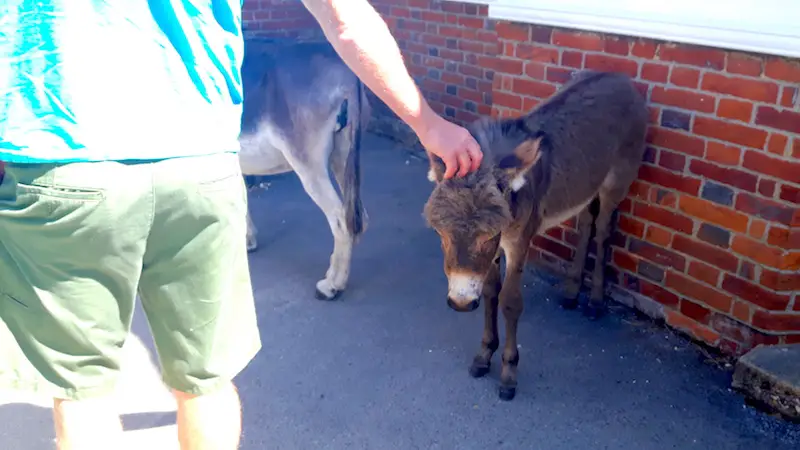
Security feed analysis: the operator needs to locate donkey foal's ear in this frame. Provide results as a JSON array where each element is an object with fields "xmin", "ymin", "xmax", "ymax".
[
  {"xmin": 427, "ymin": 151, "xmax": 446, "ymax": 183},
  {"xmin": 497, "ymin": 136, "xmax": 543, "ymax": 192}
]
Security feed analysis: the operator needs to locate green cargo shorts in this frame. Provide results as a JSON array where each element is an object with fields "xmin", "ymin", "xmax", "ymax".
[{"xmin": 0, "ymin": 152, "xmax": 261, "ymax": 400}]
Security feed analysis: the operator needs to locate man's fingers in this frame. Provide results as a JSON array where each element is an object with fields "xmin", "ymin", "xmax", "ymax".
[
  {"xmin": 456, "ymin": 151, "xmax": 471, "ymax": 178},
  {"xmin": 442, "ymin": 154, "xmax": 457, "ymax": 179},
  {"xmin": 468, "ymin": 139, "xmax": 483, "ymax": 171}
]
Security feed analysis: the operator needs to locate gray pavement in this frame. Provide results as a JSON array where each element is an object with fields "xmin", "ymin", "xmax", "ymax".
[{"xmin": 1, "ymin": 133, "xmax": 799, "ymax": 449}]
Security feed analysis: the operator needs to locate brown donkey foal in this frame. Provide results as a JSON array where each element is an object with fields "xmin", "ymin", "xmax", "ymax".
[{"xmin": 423, "ymin": 71, "xmax": 648, "ymax": 400}]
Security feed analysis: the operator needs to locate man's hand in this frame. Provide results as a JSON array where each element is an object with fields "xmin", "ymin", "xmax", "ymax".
[
  {"xmin": 301, "ymin": 0, "xmax": 483, "ymax": 179},
  {"xmin": 418, "ymin": 115, "xmax": 483, "ymax": 179}
]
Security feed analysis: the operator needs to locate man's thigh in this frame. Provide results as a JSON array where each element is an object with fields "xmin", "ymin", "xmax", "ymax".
[
  {"xmin": 0, "ymin": 160, "xmax": 153, "ymax": 400},
  {"xmin": 138, "ymin": 152, "xmax": 261, "ymax": 396}
]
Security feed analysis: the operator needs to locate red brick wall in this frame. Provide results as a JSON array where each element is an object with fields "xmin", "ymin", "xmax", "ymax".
[
  {"xmin": 242, "ymin": 0, "xmax": 322, "ymax": 39},
  {"xmin": 368, "ymin": 0, "xmax": 800, "ymax": 355}
]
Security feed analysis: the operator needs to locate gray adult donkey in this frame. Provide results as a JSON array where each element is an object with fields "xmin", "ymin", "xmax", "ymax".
[
  {"xmin": 238, "ymin": 38, "xmax": 371, "ymax": 300},
  {"xmin": 423, "ymin": 71, "xmax": 648, "ymax": 400}
]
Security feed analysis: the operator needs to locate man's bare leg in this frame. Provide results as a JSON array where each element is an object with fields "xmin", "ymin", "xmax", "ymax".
[
  {"xmin": 53, "ymin": 396, "xmax": 124, "ymax": 450},
  {"xmin": 174, "ymin": 381, "xmax": 243, "ymax": 450}
]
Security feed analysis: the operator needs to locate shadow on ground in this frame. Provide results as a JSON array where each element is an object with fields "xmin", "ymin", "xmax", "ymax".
[{"xmin": 1, "ymin": 133, "xmax": 798, "ymax": 449}]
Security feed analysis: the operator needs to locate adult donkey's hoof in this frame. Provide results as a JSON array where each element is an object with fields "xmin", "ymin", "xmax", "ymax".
[
  {"xmin": 315, "ymin": 280, "xmax": 342, "ymax": 301},
  {"xmin": 498, "ymin": 385, "xmax": 516, "ymax": 401},
  {"xmin": 468, "ymin": 361, "xmax": 491, "ymax": 378}
]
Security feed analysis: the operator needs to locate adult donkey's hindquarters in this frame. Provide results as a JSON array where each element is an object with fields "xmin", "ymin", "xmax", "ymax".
[
  {"xmin": 423, "ymin": 71, "xmax": 648, "ymax": 400},
  {"xmin": 238, "ymin": 39, "xmax": 370, "ymax": 300}
]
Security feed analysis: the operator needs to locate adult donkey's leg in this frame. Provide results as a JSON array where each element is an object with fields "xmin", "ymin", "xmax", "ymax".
[{"xmin": 286, "ymin": 134, "xmax": 354, "ymax": 300}]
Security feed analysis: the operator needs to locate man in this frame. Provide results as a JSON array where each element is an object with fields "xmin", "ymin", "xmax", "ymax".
[{"xmin": 0, "ymin": 0, "xmax": 482, "ymax": 449}]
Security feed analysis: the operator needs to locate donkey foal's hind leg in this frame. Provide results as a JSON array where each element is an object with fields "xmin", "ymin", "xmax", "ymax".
[
  {"xmin": 560, "ymin": 204, "xmax": 595, "ymax": 310},
  {"xmin": 584, "ymin": 186, "xmax": 626, "ymax": 319}
]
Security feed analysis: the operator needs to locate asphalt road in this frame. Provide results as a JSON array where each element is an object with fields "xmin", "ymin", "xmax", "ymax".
[{"xmin": 1, "ymin": 133, "xmax": 798, "ymax": 449}]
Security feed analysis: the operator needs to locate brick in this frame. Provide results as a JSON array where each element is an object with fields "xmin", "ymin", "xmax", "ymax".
[
  {"xmin": 633, "ymin": 201, "xmax": 694, "ymax": 234},
  {"xmin": 631, "ymin": 40, "xmax": 657, "ymax": 59},
  {"xmin": 545, "ymin": 66, "xmax": 573, "ymax": 84},
  {"xmin": 697, "ymin": 223, "xmax": 731, "ymax": 248},
  {"xmin": 726, "ymin": 53, "xmax": 763, "ymax": 76},
  {"xmin": 743, "ymin": 150, "xmax": 800, "ymax": 184},
  {"xmin": 672, "ymin": 234, "xmax": 739, "ymax": 273},
  {"xmin": 739, "ymin": 260, "xmax": 758, "ymax": 281},
  {"xmin": 515, "ymin": 44, "xmax": 559, "ymax": 64},
  {"xmin": 552, "ymin": 30, "xmax": 603, "ymax": 51},
  {"xmin": 689, "ymin": 159, "xmax": 757, "ymax": 192},
  {"xmin": 638, "ymin": 165, "xmax": 702, "ymax": 196},
  {"xmin": 700, "ymin": 181, "xmax": 735, "ymax": 206},
  {"xmin": 688, "ymin": 260, "xmax": 721, "ymax": 286},
  {"xmin": 532, "ymin": 235, "xmax": 573, "ymax": 261},
  {"xmin": 651, "ymin": 86, "xmax": 715, "ymax": 113},
  {"xmin": 757, "ymin": 179, "xmax": 776, "ymax": 198},
  {"xmin": 716, "ymin": 99, "xmax": 753, "ymax": 123},
  {"xmin": 657, "ymin": 150, "xmax": 686, "ymax": 171},
  {"xmin": 764, "ymin": 58, "xmax": 800, "ymax": 83},
  {"xmin": 752, "ymin": 311, "xmax": 800, "ymax": 333},
  {"xmin": 680, "ymin": 298, "xmax": 712, "ymax": 323},
  {"xmin": 669, "ymin": 67, "xmax": 700, "ymax": 88},
  {"xmin": 478, "ymin": 56, "xmax": 524, "ymax": 75},
  {"xmin": 627, "ymin": 180, "xmax": 651, "ymax": 201},
  {"xmin": 722, "ymin": 274, "xmax": 792, "ymax": 310},
  {"xmin": 496, "ymin": 21, "xmax": 530, "ymax": 41},
  {"xmin": 701, "ymin": 73, "xmax": 779, "ymax": 103},
  {"xmin": 781, "ymin": 86, "xmax": 798, "ymax": 108},
  {"xmin": 735, "ymin": 192, "xmax": 795, "ymax": 226},
  {"xmin": 659, "ymin": 44, "xmax": 725, "ymax": 70},
  {"xmin": 731, "ymin": 235, "xmax": 789, "ymax": 269},
  {"xmin": 705, "ymin": 142, "xmax": 741, "ymax": 166},
  {"xmin": 649, "ymin": 188, "xmax": 677, "ymax": 208},
  {"xmin": 644, "ymin": 224, "xmax": 673, "ymax": 247},
  {"xmin": 667, "ymin": 272, "xmax": 733, "ymax": 313},
  {"xmin": 525, "ymin": 63, "xmax": 547, "ymax": 80},
  {"xmin": 641, "ymin": 63, "xmax": 669, "ymax": 83},
  {"xmin": 512, "ymin": 78, "xmax": 557, "ymax": 99},
  {"xmin": 679, "ymin": 194, "xmax": 749, "ymax": 233},
  {"xmin": 638, "ymin": 259, "xmax": 665, "ymax": 282},
  {"xmin": 693, "ymin": 117, "xmax": 767, "ymax": 149},
  {"xmin": 660, "ymin": 110, "xmax": 691, "ymax": 131},
  {"xmin": 770, "ymin": 226, "xmax": 800, "ymax": 250},
  {"xmin": 647, "ymin": 127, "xmax": 705, "ymax": 157},
  {"xmin": 640, "ymin": 278, "xmax": 680, "ymax": 308},
  {"xmin": 628, "ymin": 238, "xmax": 686, "ymax": 271},
  {"xmin": 664, "ymin": 310, "xmax": 721, "ymax": 346},
  {"xmin": 755, "ymin": 106, "xmax": 800, "ymax": 134},
  {"xmin": 613, "ymin": 248, "xmax": 638, "ymax": 273},
  {"xmin": 732, "ymin": 300, "xmax": 752, "ymax": 323},
  {"xmin": 618, "ymin": 215, "xmax": 645, "ymax": 238},
  {"xmin": 604, "ymin": 37, "xmax": 630, "ymax": 55},
  {"xmin": 779, "ymin": 185, "xmax": 800, "ymax": 204},
  {"xmin": 795, "ymin": 138, "xmax": 800, "ymax": 158},
  {"xmin": 529, "ymin": 26, "xmax": 553, "ymax": 44},
  {"xmin": 561, "ymin": 51, "xmax": 583, "ymax": 68},
  {"xmin": 766, "ymin": 133, "xmax": 789, "ymax": 156},
  {"xmin": 749, "ymin": 219, "xmax": 767, "ymax": 239},
  {"xmin": 760, "ymin": 269, "xmax": 800, "ymax": 292},
  {"xmin": 493, "ymin": 91, "xmax": 522, "ymax": 110},
  {"xmin": 585, "ymin": 54, "xmax": 639, "ymax": 77}
]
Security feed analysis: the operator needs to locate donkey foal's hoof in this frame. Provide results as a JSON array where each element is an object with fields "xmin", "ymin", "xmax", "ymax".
[
  {"xmin": 498, "ymin": 385, "xmax": 516, "ymax": 401},
  {"xmin": 559, "ymin": 296, "xmax": 579, "ymax": 310},
  {"xmin": 469, "ymin": 363, "xmax": 491, "ymax": 378},
  {"xmin": 582, "ymin": 301, "xmax": 607, "ymax": 320}
]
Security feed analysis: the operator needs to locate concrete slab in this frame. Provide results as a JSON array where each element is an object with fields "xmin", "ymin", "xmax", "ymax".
[
  {"xmin": 732, "ymin": 344, "xmax": 800, "ymax": 422},
  {"xmin": 1, "ymin": 133, "xmax": 799, "ymax": 449}
]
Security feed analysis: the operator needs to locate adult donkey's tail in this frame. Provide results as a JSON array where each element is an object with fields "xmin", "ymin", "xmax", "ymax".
[{"xmin": 337, "ymin": 78, "xmax": 370, "ymax": 239}]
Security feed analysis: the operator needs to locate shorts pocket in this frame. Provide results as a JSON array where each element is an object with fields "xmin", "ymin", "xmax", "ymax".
[{"xmin": 15, "ymin": 182, "xmax": 105, "ymax": 202}]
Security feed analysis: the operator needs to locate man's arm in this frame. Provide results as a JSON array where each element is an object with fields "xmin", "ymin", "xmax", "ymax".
[{"xmin": 300, "ymin": 0, "xmax": 482, "ymax": 178}]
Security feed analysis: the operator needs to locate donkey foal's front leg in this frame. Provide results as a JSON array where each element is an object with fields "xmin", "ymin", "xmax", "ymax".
[
  {"xmin": 469, "ymin": 255, "xmax": 501, "ymax": 379},
  {"xmin": 496, "ymin": 239, "xmax": 527, "ymax": 401}
]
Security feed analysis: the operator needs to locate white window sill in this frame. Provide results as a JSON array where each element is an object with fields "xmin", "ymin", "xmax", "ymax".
[{"xmin": 444, "ymin": 0, "xmax": 800, "ymax": 59}]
